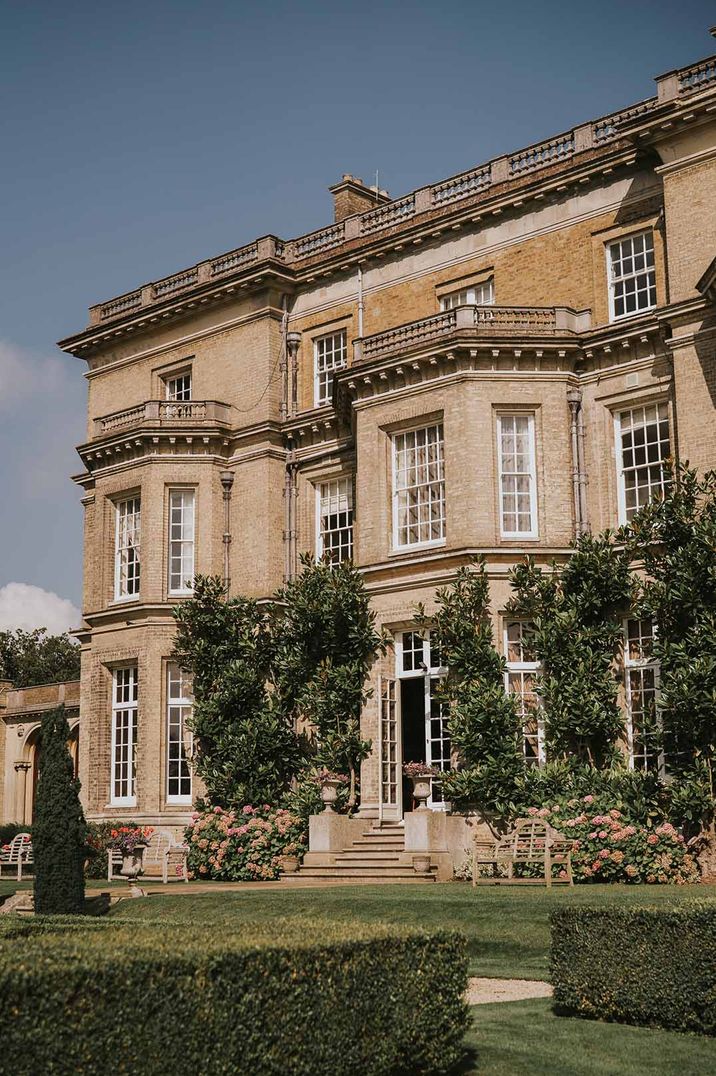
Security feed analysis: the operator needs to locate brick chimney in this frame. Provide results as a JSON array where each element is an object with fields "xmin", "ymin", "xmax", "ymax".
[{"xmin": 329, "ymin": 175, "xmax": 391, "ymax": 222}]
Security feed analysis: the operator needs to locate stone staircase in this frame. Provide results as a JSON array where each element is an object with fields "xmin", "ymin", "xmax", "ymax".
[{"xmin": 282, "ymin": 821, "xmax": 438, "ymax": 885}]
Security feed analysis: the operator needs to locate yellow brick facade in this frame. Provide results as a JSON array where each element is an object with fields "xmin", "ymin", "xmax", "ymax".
[{"xmin": 43, "ymin": 49, "xmax": 716, "ymax": 830}]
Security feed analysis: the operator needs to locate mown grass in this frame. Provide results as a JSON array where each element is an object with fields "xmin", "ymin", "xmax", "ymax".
[
  {"xmin": 110, "ymin": 881, "xmax": 716, "ymax": 980},
  {"xmin": 463, "ymin": 999, "xmax": 715, "ymax": 1075}
]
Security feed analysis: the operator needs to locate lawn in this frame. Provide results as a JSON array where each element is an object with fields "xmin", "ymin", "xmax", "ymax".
[
  {"xmin": 463, "ymin": 999, "xmax": 715, "ymax": 1075},
  {"xmin": 110, "ymin": 881, "xmax": 716, "ymax": 979}
]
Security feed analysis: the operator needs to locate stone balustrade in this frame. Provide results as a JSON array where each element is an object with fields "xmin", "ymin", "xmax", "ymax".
[
  {"xmin": 88, "ymin": 53, "xmax": 713, "ymax": 330},
  {"xmin": 94, "ymin": 399, "xmax": 232, "ymax": 438},
  {"xmin": 355, "ymin": 305, "xmax": 590, "ymax": 362}
]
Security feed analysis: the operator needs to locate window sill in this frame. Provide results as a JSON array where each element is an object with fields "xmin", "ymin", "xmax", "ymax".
[
  {"xmin": 500, "ymin": 533, "xmax": 540, "ymax": 542},
  {"xmin": 107, "ymin": 800, "xmax": 137, "ymax": 809},
  {"xmin": 389, "ymin": 539, "xmax": 447, "ymax": 556},
  {"xmin": 609, "ymin": 305, "xmax": 657, "ymax": 325}
]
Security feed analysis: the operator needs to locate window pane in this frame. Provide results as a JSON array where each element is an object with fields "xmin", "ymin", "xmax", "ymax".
[
  {"xmin": 504, "ymin": 621, "xmax": 543, "ymax": 765},
  {"xmin": 498, "ymin": 415, "xmax": 536, "ymax": 536},
  {"xmin": 314, "ymin": 331, "xmax": 347, "ymax": 406},
  {"xmin": 608, "ymin": 231, "xmax": 656, "ymax": 321},
  {"xmin": 115, "ymin": 497, "xmax": 141, "ymax": 598},
  {"xmin": 617, "ymin": 404, "xmax": 670, "ymax": 522},
  {"xmin": 392, "ymin": 425, "xmax": 445, "ymax": 547},
  {"xmin": 167, "ymin": 662, "xmax": 192, "ymax": 800},
  {"xmin": 168, "ymin": 490, "xmax": 195, "ymax": 593},
  {"xmin": 624, "ymin": 618, "xmax": 660, "ymax": 771},
  {"xmin": 317, "ymin": 478, "xmax": 353, "ymax": 564},
  {"xmin": 112, "ymin": 666, "xmax": 138, "ymax": 802}
]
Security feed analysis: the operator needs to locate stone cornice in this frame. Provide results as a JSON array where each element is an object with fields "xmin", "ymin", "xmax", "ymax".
[{"xmin": 59, "ymin": 55, "xmax": 716, "ymax": 358}]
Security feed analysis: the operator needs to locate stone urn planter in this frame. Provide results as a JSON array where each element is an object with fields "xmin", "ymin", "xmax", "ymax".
[
  {"xmin": 320, "ymin": 778, "xmax": 341, "ymax": 813},
  {"xmin": 412, "ymin": 854, "xmax": 432, "ymax": 875},
  {"xmin": 403, "ymin": 764, "xmax": 439, "ymax": 811},
  {"xmin": 120, "ymin": 843, "xmax": 147, "ymax": 897},
  {"xmin": 279, "ymin": 854, "xmax": 300, "ymax": 874}
]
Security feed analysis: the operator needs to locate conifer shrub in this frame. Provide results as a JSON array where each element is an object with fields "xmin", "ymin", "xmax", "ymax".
[{"xmin": 32, "ymin": 705, "xmax": 86, "ymax": 915}]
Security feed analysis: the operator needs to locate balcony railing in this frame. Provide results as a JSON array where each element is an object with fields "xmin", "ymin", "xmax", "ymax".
[
  {"xmin": 85, "ymin": 53, "xmax": 712, "ymax": 331},
  {"xmin": 355, "ymin": 305, "xmax": 591, "ymax": 362},
  {"xmin": 94, "ymin": 399, "xmax": 233, "ymax": 438}
]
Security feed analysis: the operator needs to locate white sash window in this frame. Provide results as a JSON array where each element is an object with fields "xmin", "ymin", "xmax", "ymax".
[{"xmin": 111, "ymin": 666, "xmax": 138, "ymax": 805}]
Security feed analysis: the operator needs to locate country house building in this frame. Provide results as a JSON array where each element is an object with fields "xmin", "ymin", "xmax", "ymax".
[{"xmin": 48, "ymin": 46, "xmax": 716, "ymax": 853}]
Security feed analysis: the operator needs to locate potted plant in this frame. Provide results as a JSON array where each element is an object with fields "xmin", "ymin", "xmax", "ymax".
[
  {"xmin": 317, "ymin": 769, "xmax": 348, "ymax": 813},
  {"xmin": 403, "ymin": 762, "xmax": 439, "ymax": 811},
  {"xmin": 108, "ymin": 826, "xmax": 153, "ymax": 896},
  {"xmin": 279, "ymin": 842, "xmax": 303, "ymax": 874}
]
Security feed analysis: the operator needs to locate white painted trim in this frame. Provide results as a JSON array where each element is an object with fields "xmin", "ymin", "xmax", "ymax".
[
  {"xmin": 606, "ymin": 228, "xmax": 657, "ymax": 324},
  {"xmin": 497, "ymin": 413, "xmax": 538, "ymax": 540},
  {"xmin": 110, "ymin": 666, "xmax": 138, "ymax": 808}
]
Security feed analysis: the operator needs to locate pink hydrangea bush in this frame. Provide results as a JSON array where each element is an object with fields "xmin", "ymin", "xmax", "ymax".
[
  {"xmin": 185, "ymin": 804, "xmax": 307, "ymax": 881},
  {"xmin": 522, "ymin": 796, "xmax": 698, "ymax": 884}
]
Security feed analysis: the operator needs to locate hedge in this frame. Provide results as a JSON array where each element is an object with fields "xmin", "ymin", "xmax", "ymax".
[
  {"xmin": 0, "ymin": 916, "xmax": 469, "ymax": 1075},
  {"xmin": 551, "ymin": 904, "xmax": 716, "ymax": 1035}
]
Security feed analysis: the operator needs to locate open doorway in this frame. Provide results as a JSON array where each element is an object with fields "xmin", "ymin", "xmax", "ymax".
[{"xmin": 396, "ymin": 630, "xmax": 450, "ymax": 811}]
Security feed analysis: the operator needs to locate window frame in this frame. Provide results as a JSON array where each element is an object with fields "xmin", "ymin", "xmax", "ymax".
[
  {"xmin": 503, "ymin": 619, "xmax": 545, "ymax": 767},
  {"xmin": 167, "ymin": 488, "xmax": 196, "ymax": 596},
  {"xmin": 164, "ymin": 369, "xmax": 192, "ymax": 401},
  {"xmin": 166, "ymin": 662, "xmax": 193, "ymax": 804},
  {"xmin": 313, "ymin": 330, "xmax": 347, "ymax": 408},
  {"xmin": 110, "ymin": 665, "xmax": 138, "ymax": 807},
  {"xmin": 391, "ymin": 422, "xmax": 446, "ymax": 552},
  {"xmin": 623, "ymin": 617, "xmax": 662, "ymax": 774},
  {"xmin": 114, "ymin": 495, "xmax": 141, "ymax": 602},
  {"xmin": 614, "ymin": 402, "xmax": 670, "ymax": 525},
  {"xmin": 315, "ymin": 477, "xmax": 354, "ymax": 564},
  {"xmin": 439, "ymin": 278, "xmax": 494, "ymax": 311},
  {"xmin": 606, "ymin": 229, "xmax": 657, "ymax": 323},
  {"xmin": 496, "ymin": 412, "xmax": 539, "ymax": 540}
]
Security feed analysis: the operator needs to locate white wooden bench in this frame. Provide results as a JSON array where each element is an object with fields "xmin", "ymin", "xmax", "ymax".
[
  {"xmin": 0, "ymin": 833, "xmax": 33, "ymax": 881},
  {"xmin": 108, "ymin": 827, "xmax": 189, "ymax": 884},
  {"xmin": 472, "ymin": 817, "xmax": 574, "ymax": 887}
]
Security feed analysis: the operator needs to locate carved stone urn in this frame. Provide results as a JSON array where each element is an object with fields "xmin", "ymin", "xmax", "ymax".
[
  {"xmin": 410, "ymin": 774, "xmax": 432, "ymax": 811},
  {"xmin": 120, "ymin": 843, "xmax": 147, "ymax": 897},
  {"xmin": 320, "ymin": 778, "xmax": 341, "ymax": 813}
]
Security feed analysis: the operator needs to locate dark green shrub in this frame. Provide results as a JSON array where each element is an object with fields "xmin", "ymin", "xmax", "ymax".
[
  {"xmin": 551, "ymin": 904, "xmax": 716, "ymax": 1035},
  {"xmin": 0, "ymin": 918, "xmax": 469, "ymax": 1075},
  {"xmin": 32, "ymin": 706, "xmax": 86, "ymax": 915},
  {"xmin": 0, "ymin": 822, "xmax": 31, "ymax": 846}
]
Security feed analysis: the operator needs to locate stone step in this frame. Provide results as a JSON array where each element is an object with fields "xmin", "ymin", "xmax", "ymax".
[
  {"xmin": 334, "ymin": 852, "xmax": 404, "ymax": 862},
  {"xmin": 280, "ymin": 875, "xmax": 435, "ymax": 886},
  {"xmin": 348, "ymin": 839, "xmax": 405, "ymax": 850},
  {"xmin": 295, "ymin": 866, "xmax": 433, "ymax": 879}
]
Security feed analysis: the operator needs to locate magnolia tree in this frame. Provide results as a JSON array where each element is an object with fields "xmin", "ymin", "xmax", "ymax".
[
  {"xmin": 172, "ymin": 577, "xmax": 305, "ymax": 808},
  {"xmin": 630, "ymin": 464, "xmax": 716, "ymax": 871},
  {"xmin": 508, "ymin": 533, "xmax": 633, "ymax": 767},
  {"xmin": 173, "ymin": 560, "xmax": 385, "ymax": 812},
  {"xmin": 423, "ymin": 559, "xmax": 524, "ymax": 824}
]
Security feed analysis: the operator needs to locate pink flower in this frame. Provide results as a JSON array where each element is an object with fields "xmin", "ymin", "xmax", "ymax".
[
  {"xmin": 589, "ymin": 831, "xmax": 598, "ymax": 840},
  {"xmin": 527, "ymin": 807, "xmax": 539, "ymax": 816},
  {"xmin": 591, "ymin": 861, "xmax": 601, "ymax": 871},
  {"xmin": 647, "ymin": 834, "xmax": 659, "ymax": 846},
  {"xmin": 598, "ymin": 831, "xmax": 608, "ymax": 839},
  {"xmin": 583, "ymin": 795, "xmax": 594, "ymax": 804},
  {"xmin": 599, "ymin": 849, "xmax": 609, "ymax": 859},
  {"xmin": 609, "ymin": 809, "xmax": 622, "ymax": 819},
  {"xmin": 242, "ymin": 805, "xmax": 254, "ymax": 815},
  {"xmin": 538, "ymin": 808, "xmax": 550, "ymax": 818},
  {"xmin": 625, "ymin": 865, "xmax": 638, "ymax": 877},
  {"xmin": 611, "ymin": 850, "xmax": 624, "ymax": 863},
  {"xmin": 558, "ymin": 870, "xmax": 567, "ymax": 879},
  {"xmin": 213, "ymin": 806, "xmax": 223, "ymax": 814}
]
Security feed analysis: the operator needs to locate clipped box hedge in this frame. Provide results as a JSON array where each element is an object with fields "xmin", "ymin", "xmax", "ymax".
[
  {"xmin": 0, "ymin": 915, "xmax": 468, "ymax": 1075},
  {"xmin": 551, "ymin": 903, "xmax": 716, "ymax": 1035}
]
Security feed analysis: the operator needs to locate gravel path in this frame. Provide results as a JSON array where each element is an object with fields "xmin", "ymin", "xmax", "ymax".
[{"xmin": 466, "ymin": 977, "xmax": 553, "ymax": 1005}]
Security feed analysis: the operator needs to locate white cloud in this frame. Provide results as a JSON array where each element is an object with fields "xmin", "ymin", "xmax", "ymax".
[
  {"xmin": 0, "ymin": 583, "xmax": 81, "ymax": 634},
  {"xmin": 0, "ymin": 339, "xmax": 64, "ymax": 411}
]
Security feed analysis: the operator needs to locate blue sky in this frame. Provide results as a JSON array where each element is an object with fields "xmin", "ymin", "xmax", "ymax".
[{"xmin": 0, "ymin": 1, "xmax": 713, "ymax": 626}]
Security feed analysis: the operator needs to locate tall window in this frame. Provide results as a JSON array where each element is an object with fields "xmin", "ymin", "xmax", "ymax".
[
  {"xmin": 168, "ymin": 490, "xmax": 195, "ymax": 594},
  {"xmin": 167, "ymin": 663, "xmax": 193, "ymax": 802},
  {"xmin": 317, "ymin": 478, "xmax": 353, "ymax": 563},
  {"xmin": 624, "ymin": 618, "xmax": 660, "ymax": 772},
  {"xmin": 504, "ymin": 620, "xmax": 544, "ymax": 766},
  {"xmin": 111, "ymin": 666, "xmax": 138, "ymax": 805},
  {"xmin": 392, "ymin": 424, "xmax": 445, "ymax": 548},
  {"xmin": 314, "ymin": 330, "xmax": 347, "ymax": 407},
  {"xmin": 607, "ymin": 230, "xmax": 656, "ymax": 321},
  {"xmin": 497, "ymin": 413, "xmax": 538, "ymax": 538},
  {"xmin": 439, "ymin": 279, "xmax": 494, "ymax": 310},
  {"xmin": 115, "ymin": 496, "xmax": 141, "ymax": 599},
  {"xmin": 165, "ymin": 371, "xmax": 192, "ymax": 400},
  {"xmin": 615, "ymin": 403, "xmax": 670, "ymax": 523}
]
